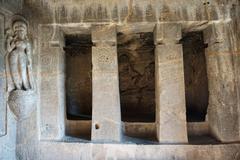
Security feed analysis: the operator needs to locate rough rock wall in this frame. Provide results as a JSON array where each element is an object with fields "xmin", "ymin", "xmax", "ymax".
[
  {"xmin": 118, "ymin": 32, "xmax": 155, "ymax": 122},
  {"xmin": 0, "ymin": 0, "xmax": 22, "ymax": 13},
  {"xmin": 0, "ymin": 0, "xmax": 240, "ymax": 159}
]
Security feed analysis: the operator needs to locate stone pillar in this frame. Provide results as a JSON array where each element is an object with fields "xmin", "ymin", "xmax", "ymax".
[
  {"xmin": 91, "ymin": 25, "xmax": 122, "ymax": 142},
  {"xmin": 204, "ymin": 22, "xmax": 240, "ymax": 142},
  {"xmin": 0, "ymin": 14, "xmax": 6, "ymax": 137},
  {"xmin": 39, "ymin": 25, "xmax": 65, "ymax": 140},
  {"xmin": 154, "ymin": 23, "xmax": 188, "ymax": 143}
]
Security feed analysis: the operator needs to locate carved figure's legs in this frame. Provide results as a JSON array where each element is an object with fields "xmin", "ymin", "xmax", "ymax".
[
  {"xmin": 19, "ymin": 53, "xmax": 30, "ymax": 90},
  {"xmin": 9, "ymin": 52, "xmax": 21, "ymax": 90}
]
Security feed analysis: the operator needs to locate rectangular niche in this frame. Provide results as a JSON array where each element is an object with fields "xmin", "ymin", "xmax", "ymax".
[
  {"xmin": 64, "ymin": 34, "xmax": 92, "ymax": 121},
  {"xmin": 182, "ymin": 32, "xmax": 219, "ymax": 144},
  {"xmin": 181, "ymin": 32, "xmax": 209, "ymax": 123},
  {"xmin": 117, "ymin": 32, "xmax": 155, "ymax": 123}
]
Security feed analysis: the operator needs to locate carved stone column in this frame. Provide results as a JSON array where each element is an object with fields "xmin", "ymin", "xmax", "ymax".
[
  {"xmin": 39, "ymin": 25, "xmax": 65, "ymax": 140},
  {"xmin": 154, "ymin": 23, "xmax": 188, "ymax": 143},
  {"xmin": 204, "ymin": 22, "xmax": 240, "ymax": 142},
  {"xmin": 91, "ymin": 25, "xmax": 122, "ymax": 142}
]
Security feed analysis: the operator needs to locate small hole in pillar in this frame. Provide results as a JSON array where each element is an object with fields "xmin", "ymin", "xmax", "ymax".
[{"xmin": 95, "ymin": 124, "xmax": 100, "ymax": 130}]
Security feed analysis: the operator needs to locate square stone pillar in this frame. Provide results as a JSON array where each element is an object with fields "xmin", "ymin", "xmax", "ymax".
[
  {"xmin": 39, "ymin": 25, "xmax": 65, "ymax": 140},
  {"xmin": 204, "ymin": 22, "xmax": 240, "ymax": 142},
  {"xmin": 154, "ymin": 23, "xmax": 188, "ymax": 143},
  {"xmin": 91, "ymin": 25, "xmax": 122, "ymax": 142}
]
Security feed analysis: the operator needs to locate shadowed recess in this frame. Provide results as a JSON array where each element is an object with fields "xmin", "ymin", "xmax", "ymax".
[
  {"xmin": 64, "ymin": 34, "xmax": 93, "ymax": 120},
  {"xmin": 181, "ymin": 32, "xmax": 209, "ymax": 122},
  {"xmin": 117, "ymin": 32, "xmax": 155, "ymax": 122}
]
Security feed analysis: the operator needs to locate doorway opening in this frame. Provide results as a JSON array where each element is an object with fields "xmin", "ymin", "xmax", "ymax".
[
  {"xmin": 117, "ymin": 32, "xmax": 155, "ymax": 123},
  {"xmin": 64, "ymin": 34, "xmax": 92, "ymax": 121},
  {"xmin": 64, "ymin": 34, "xmax": 92, "ymax": 140},
  {"xmin": 181, "ymin": 32, "xmax": 209, "ymax": 123},
  {"xmin": 117, "ymin": 31, "xmax": 157, "ymax": 142},
  {"xmin": 182, "ymin": 32, "xmax": 219, "ymax": 144}
]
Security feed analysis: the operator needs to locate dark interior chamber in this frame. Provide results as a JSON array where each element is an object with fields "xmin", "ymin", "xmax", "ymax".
[
  {"xmin": 181, "ymin": 32, "xmax": 209, "ymax": 122},
  {"xmin": 117, "ymin": 32, "xmax": 155, "ymax": 122},
  {"xmin": 64, "ymin": 34, "xmax": 93, "ymax": 120}
]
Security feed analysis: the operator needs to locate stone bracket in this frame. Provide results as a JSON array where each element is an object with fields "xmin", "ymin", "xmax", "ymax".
[
  {"xmin": 154, "ymin": 23, "xmax": 182, "ymax": 45},
  {"xmin": 91, "ymin": 25, "xmax": 117, "ymax": 47}
]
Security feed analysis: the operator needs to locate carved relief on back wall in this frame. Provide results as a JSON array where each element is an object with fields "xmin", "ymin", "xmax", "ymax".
[{"xmin": 117, "ymin": 32, "xmax": 155, "ymax": 122}]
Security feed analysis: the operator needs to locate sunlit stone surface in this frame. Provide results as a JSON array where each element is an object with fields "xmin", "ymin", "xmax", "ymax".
[{"xmin": 0, "ymin": 0, "xmax": 240, "ymax": 159}]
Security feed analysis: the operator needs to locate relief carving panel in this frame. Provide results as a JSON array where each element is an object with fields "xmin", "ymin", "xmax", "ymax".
[{"xmin": 118, "ymin": 32, "xmax": 155, "ymax": 122}]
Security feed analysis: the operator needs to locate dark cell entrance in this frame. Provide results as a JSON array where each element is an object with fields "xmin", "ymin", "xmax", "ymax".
[
  {"xmin": 64, "ymin": 34, "xmax": 92, "ymax": 120},
  {"xmin": 181, "ymin": 32, "xmax": 209, "ymax": 122},
  {"xmin": 117, "ymin": 32, "xmax": 155, "ymax": 122}
]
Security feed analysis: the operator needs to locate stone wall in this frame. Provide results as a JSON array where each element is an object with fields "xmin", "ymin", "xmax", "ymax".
[
  {"xmin": 23, "ymin": 0, "xmax": 239, "ymax": 23},
  {"xmin": 0, "ymin": 0, "xmax": 22, "ymax": 13},
  {"xmin": 0, "ymin": 0, "xmax": 240, "ymax": 159}
]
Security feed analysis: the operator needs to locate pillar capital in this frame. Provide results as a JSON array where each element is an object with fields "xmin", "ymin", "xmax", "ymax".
[
  {"xmin": 204, "ymin": 21, "xmax": 238, "ymax": 54},
  {"xmin": 91, "ymin": 25, "xmax": 117, "ymax": 46},
  {"xmin": 203, "ymin": 22, "xmax": 226, "ymax": 44},
  {"xmin": 154, "ymin": 22, "xmax": 182, "ymax": 45}
]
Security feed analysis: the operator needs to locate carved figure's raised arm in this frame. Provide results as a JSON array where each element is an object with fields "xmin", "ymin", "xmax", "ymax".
[{"xmin": 5, "ymin": 30, "xmax": 15, "ymax": 53}]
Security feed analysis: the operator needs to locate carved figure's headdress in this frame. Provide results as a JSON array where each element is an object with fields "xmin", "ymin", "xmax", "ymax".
[
  {"xmin": 12, "ymin": 20, "xmax": 27, "ymax": 32},
  {"xmin": 11, "ymin": 15, "xmax": 28, "ymax": 32}
]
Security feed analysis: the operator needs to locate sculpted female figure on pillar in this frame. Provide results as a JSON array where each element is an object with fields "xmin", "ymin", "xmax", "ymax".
[
  {"xmin": 5, "ymin": 19, "xmax": 34, "ymax": 92},
  {"xmin": 5, "ymin": 17, "xmax": 36, "ymax": 120}
]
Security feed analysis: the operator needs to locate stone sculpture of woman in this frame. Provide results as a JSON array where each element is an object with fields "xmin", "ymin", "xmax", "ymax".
[
  {"xmin": 5, "ymin": 18, "xmax": 36, "ymax": 120},
  {"xmin": 5, "ymin": 19, "xmax": 34, "ymax": 92}
]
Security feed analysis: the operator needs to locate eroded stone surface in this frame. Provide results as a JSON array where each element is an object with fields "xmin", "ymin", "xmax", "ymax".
[
  {"xmin": 204, "ymin": 22, "xmax": 240, "ymax": 142},
  {"xmin": 118, "ymin": 32, "xmax": 155, "ymax": 122},
  {"xmin": 0, "ymin": 0, "xmax": 240, "ymax": 160},
  {"xmin": 155, "ymin": 23, "xmax": 188, "ymax": 143}
]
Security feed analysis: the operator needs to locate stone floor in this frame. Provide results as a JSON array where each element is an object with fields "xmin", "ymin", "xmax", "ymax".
[{"xmin": 38, "ymin": 142, "xmax": 240, "ymax": 160}]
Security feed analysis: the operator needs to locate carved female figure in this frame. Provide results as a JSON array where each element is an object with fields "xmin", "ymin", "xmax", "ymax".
[{"xmin": 5, "ymin": 20, "xmax": 34, "ymax": 92}]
